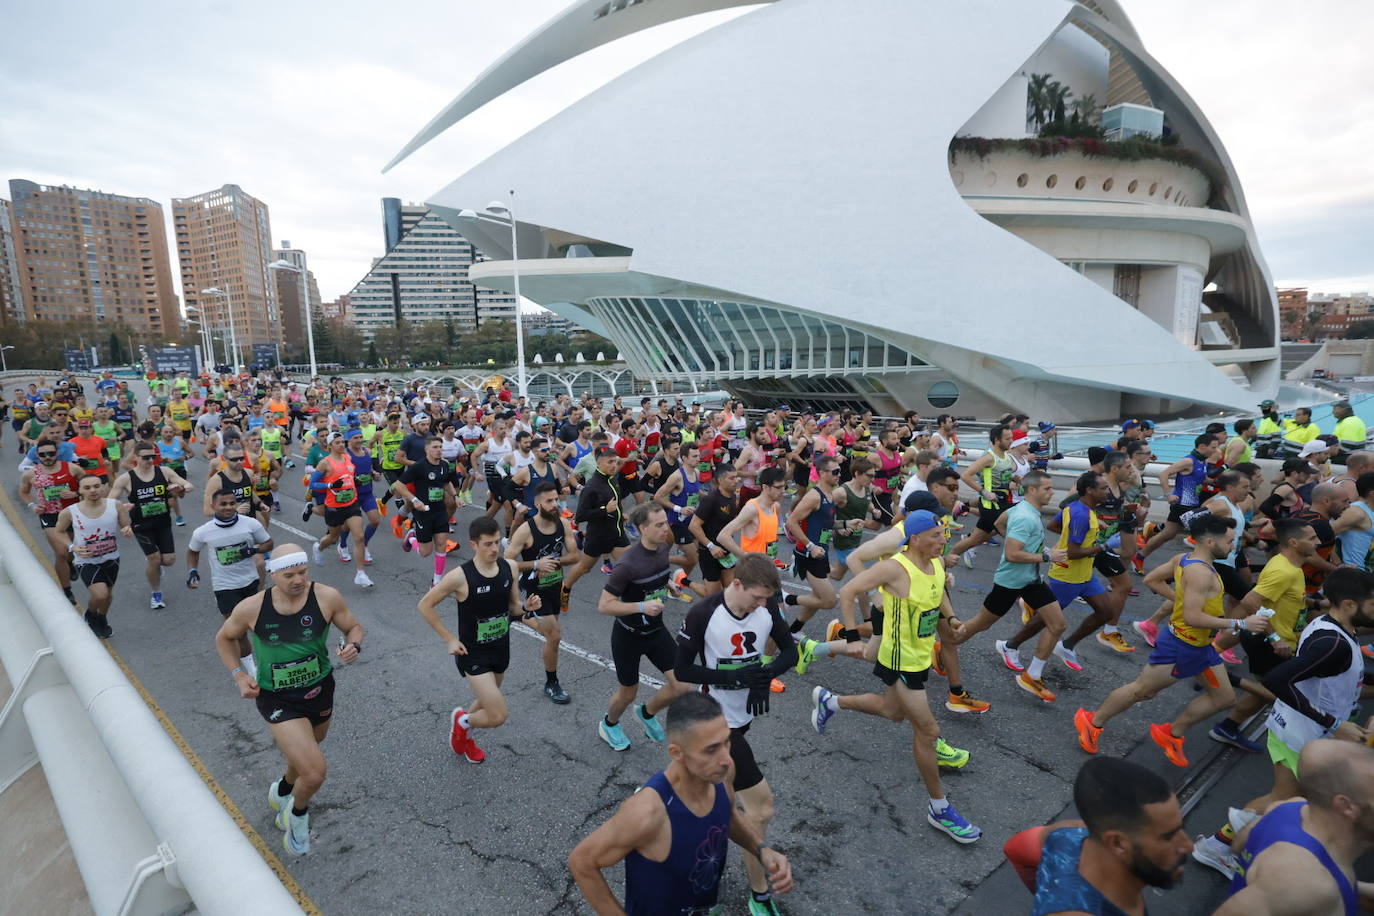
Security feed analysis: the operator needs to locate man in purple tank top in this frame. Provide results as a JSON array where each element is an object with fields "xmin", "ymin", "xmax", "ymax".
[{"xmin": 569, "ymin": 693, "xmax": 793, "ymax": 915}]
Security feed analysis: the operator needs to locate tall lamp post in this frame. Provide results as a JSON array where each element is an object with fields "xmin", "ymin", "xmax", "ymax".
[
  {"xmin": 183, "ymin": 306, "xmax": 213, "ymax": 371},
  {"xmin": 0, "ymin": 344, "xmax": 13, "ymax": 374},
  {"xmin": 267, "ymin": 258, "xmax": 317, "ymax": 379},
  {"xmin": 201, "ymin": 287, "xmax": 239, "ymax": 371},
  {"xmin": 481, "ymin": 193, "xmax": 527, "ymax": 400}
]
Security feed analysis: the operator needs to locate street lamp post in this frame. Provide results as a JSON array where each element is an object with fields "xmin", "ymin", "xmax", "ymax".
[
  {"xmin": 201, "ymin": 287, "xmax": 239, "ymax": 371},
  {"xmin": 0, "ymin": 345, "xmax": 13, "ymax": 374},
  {"xmin": 184, "ymin": 306, "xmax": 212, "ymax": 372},
  {"xmin": 483, "ymin": 193, "xmax": 527, "ymax": 400},
  {"xmin": 267, "ymin": 258, "xmax": 317, "ymax": 379}
]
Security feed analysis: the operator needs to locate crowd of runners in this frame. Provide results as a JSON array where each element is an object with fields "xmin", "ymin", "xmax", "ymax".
[{"xmin": 9, "ymin": 366, "xmax": 1374, "ymax": 915}]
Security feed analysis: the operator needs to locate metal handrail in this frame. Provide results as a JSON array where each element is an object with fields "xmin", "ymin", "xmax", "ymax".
[{"xmin": 0, "ymin": 510, "xmax": 303, "ymax": 915}]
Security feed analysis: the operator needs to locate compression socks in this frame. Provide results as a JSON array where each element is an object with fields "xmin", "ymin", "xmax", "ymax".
[
  {"xmin": 406, "ymin": 533, "xmax": 418, "ymax": 552},
  {"xmin": 434, "ymin": 552, "xmax": 447, "ymax": 578},
  {"xmin": 363, "ymin": 523, "xmax": 378, "ymax": 544}
]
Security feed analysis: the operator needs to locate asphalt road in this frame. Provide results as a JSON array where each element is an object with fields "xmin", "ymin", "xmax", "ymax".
[{"xmin": 1, "ymin": 383, "xmax": 1276, "ymax": 916}]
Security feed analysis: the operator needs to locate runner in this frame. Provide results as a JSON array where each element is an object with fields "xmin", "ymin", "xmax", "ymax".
[
  {"xmin": 214, "ymin": 544, "xmax": 363, "ymax": 855},
  {"xmin": 204, "ymin": 444, "xmax": 259, "ymax": 518},
  {"xmin": 156, "ymin": 423, "xmax": 191, "ymax": 525},
  {"xmin": 19, "ymin": 442, "xmax": 81, "ymax": 604},
  {"xmin": 568, "ymin": 445, "xmax": 628, "ymax": 591},
  {"xmin": 1133, "ymin": 433, "xmax": 1221, "ymax": 573},
  {"xmin": 688, "ymin": 462, "xmax": 742, "ymax": 597},
  {"xmin": 1192, "ymin": 565, "xmax": 1374, "ymax": 880},
  {"xmin": 1074, "ymin": 512, "xmax": 1273, "ymax": 767},
  {"xmin": 422, "ymin": 516, "xmax": 541, "ymax": 764},
  {"xmin": 948, "ymin": 470, "xmax": 1070, "ymax": 702},
  {"xmin": 55, "ymin": 474, "xmax": 129, "ymax": 637},
  {"xmin": 345, "ymin": 429, "xmax": 383, "ymax": 565},
  {"xmin": 811, "ymin": 510, "xmax": 981, "ymax": 844},
  {"xmin": 69, "ymin": 418, "xmax": 112, "ymax": 482},
  {"xmin": 654, "ymin": 440, "xmax": 705, "ymax": 580},
  {"xmin": 309, "ymin": 433, "xmax": 374, "ymax": 588},
  {"xmin": 596, "ymin": 502, "xmax": 692, "ymax": 752},
  {"xmin": 950, "ymin": 424, "xmax": 1015, "ymax": 567},
  {"xmin": 391, "ymin": 436, "xmax": 465, "ymax": 585},
  {"xmin": 1001, "ymin": 757, "xmax": 1192, "ymax": 915},
  {"xmin": 782, "ymin": 454, "xmax": 842, "ymax": 632},
  {"xmin": 188, "ymin": 488, "xmax": 274, "ymax": 670},
  {"xmin": 109, "ymin": 444, "xmax": 194, "ymax": 609},
  {"xmin": 673, "ymin": 555, "xmax": 798, "ymax": 915},
  {"xmin": 504, "ymin": 482, "xmax": 579, "ymax": 703},
  {"xmin": 568, "ymin": 692, "xmax": 794, "ymax": 915},
  {"xmin": 994, "ymin": 472, "xmax": 1120, "ymax": 673}
]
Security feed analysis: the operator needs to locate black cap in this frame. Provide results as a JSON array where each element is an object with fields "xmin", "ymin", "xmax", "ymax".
[
  {"xmin": 902, "ymin": 490, "xmax": 947, "ymax": 517},
  {"xmin": 1087, "ymin": 446, "xmax": 1108, "ymax": 465}
]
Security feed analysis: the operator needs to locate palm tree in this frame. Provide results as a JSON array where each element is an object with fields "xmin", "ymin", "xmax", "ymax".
[
  {"xmin": 1026, "ymin": 73, "xmax": 1055, "ymax": 128},
  {"xmin": 1072, "ymin": 93, "xmax": 1101, "ymax": 126},
  {"xmin": 1046, "ymin": 82, "xmax": 1074, "ymax": 125}
]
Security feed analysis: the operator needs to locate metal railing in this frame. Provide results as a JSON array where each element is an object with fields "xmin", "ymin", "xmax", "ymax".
[{"xmin": 0, "ymin": 510, "xmax": 303, "ymax": 915}]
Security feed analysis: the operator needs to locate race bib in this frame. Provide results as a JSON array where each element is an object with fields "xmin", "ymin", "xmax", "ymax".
[
  {"xmin": 698, "ymin": 461, "xmax": 711, "ymax": 474},
  {"xmin": 355, "ymin": 473, "xmax": 373, "ymax": 487},
  {"xmin": 687, "ymin": 492, "xmax": 700, "ymax": 508},
  {"xmin": 333, "ymin": 488, "xmax": 355, "ymax": 503},
  {"xmin": 819, "ymin": 529, "xmax": 832, "ymax": 546},
  {"xmin": 536, "ymin": 563, "xmax": 564, "ymax": 588},
  {"xmin": 476, "ymin": 616, "xmax": 509, "ymax": 643},
  {"xmin": 427, "ymin": 486, "xmax": 445, "ymax": 502},
  {"xmin": 269, "ymin": 655, "xmax": 322, "ymax": 690},
  {"xmin": 766, "ymin": 542, "xmax": 778, "ymax": 558},
  {"xmin": 917, "ymin": 607, "xmax": 940, "ymax": 639},
  {"xmin": 87, "ymin": 534, "xmax": 116, "ymax": 556},
  {"xmin": 719, "ymin": 553, "xmax": 737, "ymax": 569},
  {"xmin": 42, "ymin": 484, "xmax": 67, "ymax": 500},
  {"xmin": 81, "ymin": 458, "xmax": 99, "ymax": 470},
  {"xmin": 215, "ymin": 543, "xmax": 247, "ymax": 565},
  {"xmin": 140, "ymin": 500, "xmax": 168, "ymax": 517}
]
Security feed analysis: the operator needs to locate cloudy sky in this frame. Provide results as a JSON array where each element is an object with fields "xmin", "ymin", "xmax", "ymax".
[{"xmin": 2, "ymin": 0, "xmax": 1370, "ymax": 303}]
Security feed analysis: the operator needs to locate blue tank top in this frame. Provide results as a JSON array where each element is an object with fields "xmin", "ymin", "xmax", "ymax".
[
  {"xmin": 623, "ymin": 771, "xmax": 731, "ymax": 916},
  {"xmin": 669, "ymin": 467, "xmax": 702, "ymax": 526},
  {"xmin": 1229, "ymin": 801, "xmax": 1358, "ymax": 914},
  {"xmin": 1031, "ymin": 827, "xmax": 1136, "ymax": 916},
  {"xmin": 1174, "ymin": 453, "xmax": 1206, "ymax": 507},
  {"xmin": 574, "ymin": 440, "xmax": 593, "ymax": 463},
  {"xmin": 348, "ymin": 449, "xmax": 376, "ymax": 495},
  {"xmin": 157, "ymin": 438, "xmax": 186, "ymax": 465},
  {"xmin": 523, "ymin": 460, "xmax": 557, "ymax": 505},
  {"xmin": 805, "ymin": 486, "xmax": 837, "ymax": 553},
  {"xmin": 1338, "ymin": 502, "xmax": 1374, "ymax": 571}
]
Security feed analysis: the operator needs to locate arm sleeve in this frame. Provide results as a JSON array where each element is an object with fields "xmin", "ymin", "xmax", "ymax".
[
  {"xmin": 673, "ymin": 603, "xmax": 739, "ymax": 686},
  {"xmin": 1259, "ymin": 489, "xmax": 1287, "ymax": 521},
  {"xmin": 1261, "ymin": 631, "xmax": 1354, "ymax": 729},
  {"xmin": 760, "ymin": 607, "xmax": 799, "ymax": 676}
]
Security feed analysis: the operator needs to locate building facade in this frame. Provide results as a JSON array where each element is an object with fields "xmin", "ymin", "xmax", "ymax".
[
  {"xmin": 5, "ymin": 180, "xmax": 180, "ymax": 336},
  {"xmin": 0, "ymin": 198, "xmax": 24, "ymax": 324},
  {"xmin": 346, "ymin": 198, "xmax": 517, "ymax": 339},
  {"xmin": 391, "ymin": 0, "xmax": 1281, "ymax": 421},
  {"xmin": 321, "ymin": 294, "xmax": 350, "ymax": 321},
  {"xmin": 172, "ymin": 185, "xmax": 278, "ymax": 365},
  {"xmin": 271, "ymin": 242, "xmax": 322, "ymax": 349}
]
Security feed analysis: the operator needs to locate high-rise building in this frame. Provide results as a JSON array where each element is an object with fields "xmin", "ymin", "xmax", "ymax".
[
  {"xmin": 347, "ymin": 198, "xmax": 517, "ymax": 339},
  {"xmin": 321, "ymin": 294, "xmax": 350, "ymax": 321},
  {"xmin": 271, "ymin": 242, "xmax": 321, "ymax": 349},
  {"xmin": 6, "ymin": 179, "xmax": 180, "ymax": 335},
  {"xmin": 171, "ymin": 185, "xmax": 278, "ymax": 363},
  {"xmin": 0, "ymin": 198, "xmax": 24, "ymax": 324}
]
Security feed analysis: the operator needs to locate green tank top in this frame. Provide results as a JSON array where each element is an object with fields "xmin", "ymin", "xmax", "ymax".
[
  {"xmin": 260, "ymin": 426, "xmax": 284, "ymax": 459},
  {"xmin": 980, "ymin": 449, "xmax": 1015, "ymax": 507},
  {"xmin": 1228, "ymin": 436, "xmax": 1254, "ymax": 464},
  {"xmin": 834, "ymin": 483, "xmax": 870, "ymax": 550},
  {"xmin": 876, "ymin": 553, "xmax": 944, "ymax": 673},
  {"xmin": 360, "ymin": 423, "xmax": 377, "ymax": 445},
  {"xmin": 250, "ymin": 584, "xmax": 333, "ymax": 691},
  {"xmin": 380, "ymin": 429, "xmax": 405, "ymax": 470},
  {"xmin": 92, "ymin": 420, "xmax": 121, "ymax": 459}
]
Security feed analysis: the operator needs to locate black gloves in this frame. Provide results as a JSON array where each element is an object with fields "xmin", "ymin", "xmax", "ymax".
[{"xmin": 746, "ymin": 682, "xmax": 770, "ymax": 717}]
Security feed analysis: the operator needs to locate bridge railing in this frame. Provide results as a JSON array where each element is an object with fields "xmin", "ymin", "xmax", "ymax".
[{"xmin": 0, "ymin": 509, "xmax": 303, "ymax": 916}]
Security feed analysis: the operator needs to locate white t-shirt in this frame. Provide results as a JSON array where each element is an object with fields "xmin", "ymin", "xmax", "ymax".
[
  {"xmin": 676, "ymin": 598, "xmax": 793, "ymax": 728},
  {"xmin": 189, "ymin": 515, "xmax": 271, "ymax": 590},
  {"xmin": 70, "ymin": 498, "xmax": 121, "ymax": 565},
  {"xmin": 898, "ymin": 473, "xmax": 928, "ymax": 509}
]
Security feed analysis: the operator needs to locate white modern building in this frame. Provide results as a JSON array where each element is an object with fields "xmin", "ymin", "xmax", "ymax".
[
  {"xmin": 347, "ymin": 198, "xmax": 518, "ymax": 339},
  {"xmin": 388, "ymin": 0, "xmax": 1280, "ymax": 421}
]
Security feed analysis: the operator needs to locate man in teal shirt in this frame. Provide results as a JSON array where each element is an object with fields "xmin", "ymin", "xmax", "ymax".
[{"xmin": 948, "ymin": 470, "xmax": 1069, "ymax": 702}]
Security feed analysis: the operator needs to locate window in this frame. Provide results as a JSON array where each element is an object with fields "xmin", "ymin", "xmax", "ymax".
[{"xmin": 927, "ymin": 381, "xmax": 959, "ymax": 409}]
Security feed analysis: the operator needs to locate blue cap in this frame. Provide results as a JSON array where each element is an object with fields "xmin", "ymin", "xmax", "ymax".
[
  {"xmin": 1121, "ymin": 419, "xmax": 1141, "ymax": 432},
  {"xmin": 1038, "ymin": 420, "xmax": 1056, "ymax": 433},
  {"xmin": 903, "ymin": 510, "xmax": 941, "ymax": 538},
  {"xmin": 343, "ymin": 428, "xmax": 362, "ymax": 440}
]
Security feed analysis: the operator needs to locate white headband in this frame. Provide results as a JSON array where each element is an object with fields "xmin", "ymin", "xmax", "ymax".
[{"xmin": 266, "ymin": 551, "xmax": 309, "ymax": 573}]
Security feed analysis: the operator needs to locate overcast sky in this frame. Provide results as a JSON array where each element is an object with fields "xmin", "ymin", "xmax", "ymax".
[{"xmin": 2, "ymin": 0, "xmax": 1370, "ymax": 303}]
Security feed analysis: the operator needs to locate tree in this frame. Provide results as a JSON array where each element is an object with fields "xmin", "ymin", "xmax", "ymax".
[
  {"xmin": 373, "ymin": 322, "xmax": 415, "ymax": 366},
  {"xmin": 366, "ymin": 341, "xmax": 379, "ymax": 367},
  {"xmin": 334, "ymin": 322, "xmax": 364, "ymax": 367},
  {"xmin": 1345, "ymin": 321, "xmax": 1374, "ymax": 340},
  {"xmin": 1072, "ymin": 93, "xmax": 1101, "ymax": 126},
  {"xmin": 1026, "ymin": 73, "xmax": 1055, "ymax": 128}
]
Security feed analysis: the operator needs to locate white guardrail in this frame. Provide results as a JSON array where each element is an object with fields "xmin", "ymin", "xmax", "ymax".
[{"xmin": 0, "ymin": 509, "xmax": 304, "ymax": 915}]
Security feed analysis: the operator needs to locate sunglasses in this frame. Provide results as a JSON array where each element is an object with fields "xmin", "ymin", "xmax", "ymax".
[
  {"xmin": 37, "ymin": 450, "xmax": 57, "ymax": 458},
  {"xmin": 226, "ymin": 456, "xmax": 244, "ymax": 462},
  {"xmin": 138, "ymin": 453, "xmax": 156, "ymax": 460}
]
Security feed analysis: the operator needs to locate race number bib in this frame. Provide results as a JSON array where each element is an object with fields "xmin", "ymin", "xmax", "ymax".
[
  {"xmin": 333, "ymin": 488, "xmax": 355, "ymax": 504},
  {"xmin": 476, "ymin": 616, "xmax": 509, "ymax": 643},
  {"xmin": 917, "ymin": 607, "xmax": 940, "ymax": 639},
  {"xmin": 819, "ymin": 530, "xmax": 832, "ymax": 546},
  {"xmin": 269, "ymin": 655, "xmax": 323, "ymax": 690},
  {"xmin": 718, "ymin": 552, "xmax": 737, "ymax": 569},
  {"xmin": 427, "ymin": 487, "xmax": 445, "ymax": 502},
  {"xmin": 42, "ymin": 484, "xmax": 68, "ymax": 501},
  {"xmin": 536, "ymin": 564, "xmax": 564, "ymax": 588},
  {"xmin": 139, "ymin": 500, "xmax": 168, "ymax": 517},
  {"xmin": 355, "ymin": 473, "xmax": 373, "ymax": 487},
  {"xmin": 686, "ymin": 492, "xmax": 700, "ymax": 508},
  {"xmin": 765, "ymin": 542, "xmax": 778, "ymax": 558}
]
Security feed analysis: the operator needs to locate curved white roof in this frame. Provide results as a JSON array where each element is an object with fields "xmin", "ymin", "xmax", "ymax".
[{"xmin": 399, "ymin": 0, "xmax": 1278, "ymax": 417}]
